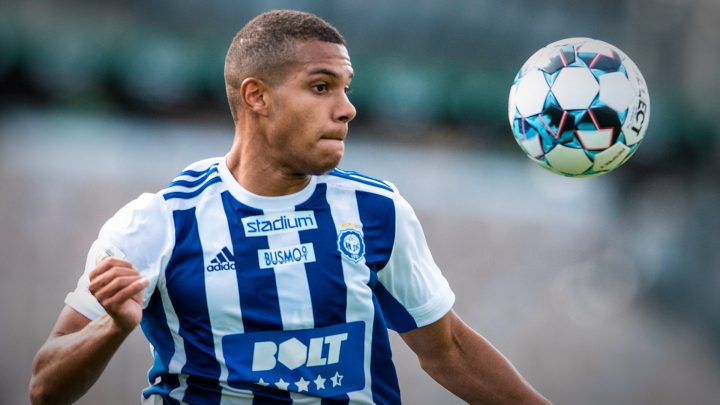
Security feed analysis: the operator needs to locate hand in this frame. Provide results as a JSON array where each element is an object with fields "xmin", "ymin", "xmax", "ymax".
[{"xmin": 88, "ymin": 258, "xmax": 148, "ymax": 332}]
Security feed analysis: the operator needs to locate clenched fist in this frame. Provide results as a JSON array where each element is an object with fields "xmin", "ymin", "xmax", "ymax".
[{"xmin": 88, "ymin": 258, "xmax": 148, "ymax": 332}]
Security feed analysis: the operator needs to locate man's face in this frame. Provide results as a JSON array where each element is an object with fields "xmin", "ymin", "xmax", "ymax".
[{"xmin": 265, "ymin": 41, "xmax": 356, "ymax": 176}]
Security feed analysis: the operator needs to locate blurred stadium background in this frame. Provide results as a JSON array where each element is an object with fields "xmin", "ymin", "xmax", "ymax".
[{"xmin": 1, "ymin": 0, "xmax": 719, "ymax": 404}]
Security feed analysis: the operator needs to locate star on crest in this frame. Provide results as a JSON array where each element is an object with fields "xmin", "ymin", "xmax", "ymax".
[
  {"xmin": 330, "ymin": 371, "xmax": 344, "ymax": 387},
  {"xmin": 275, "ymin": 378, "xmax": 289, "ymax": 390},
  {"xmin": 295, "ymin": 377, "xmax": 310, "ymax": 392},
  {"xmin": 256, "ymin": 378, "xmax": 269, "ymax": 387},
  {"xmin": 314, "ymin": 374, "xmax": 327, "ymax": 390},
  {"xmin": 340, "ymin": 222, "xmax": 361, "ymax": 229}
]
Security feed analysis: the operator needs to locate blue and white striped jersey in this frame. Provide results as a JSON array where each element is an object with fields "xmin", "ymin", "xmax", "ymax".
[{"xmin": 66, "ymin": 156, "xmax": 455, "ymax": 404}]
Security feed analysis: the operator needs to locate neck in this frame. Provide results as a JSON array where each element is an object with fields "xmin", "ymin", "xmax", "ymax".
[{"xmin": 225, "ymin": 131, "xmax": 312, "ymax": 197}]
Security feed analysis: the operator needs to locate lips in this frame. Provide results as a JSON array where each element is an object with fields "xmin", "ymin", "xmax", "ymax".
[{"xmin": 320, "ymin": 131, "xmax": 347, "ymax": 141}]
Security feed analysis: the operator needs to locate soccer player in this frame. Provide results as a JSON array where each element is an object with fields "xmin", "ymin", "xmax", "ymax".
[{"xmin": 29, "ymin": 9, "xmax": 551, "ymax": 405}]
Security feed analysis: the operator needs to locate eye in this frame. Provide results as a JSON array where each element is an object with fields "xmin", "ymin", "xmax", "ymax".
[
  {"xmin": 313, "ymin": 83, "xmax": 329, "ymax": 94},
  {"xmin": 344, "ymin": 86, "xmax": 353, "ymax": 95}
]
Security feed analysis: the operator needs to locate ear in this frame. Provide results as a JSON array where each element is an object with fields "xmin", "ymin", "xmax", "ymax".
[{"xmin": 240, "ymin": 78, "xmax": 270, "ymax": 115}]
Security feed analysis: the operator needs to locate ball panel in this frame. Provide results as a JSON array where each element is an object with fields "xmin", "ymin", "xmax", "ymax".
[
  {"xmin": 591, "ymin": 142, "xmax": 631, "ymax": 173},
  {"xmin": 514, "ymin": 70, "xmax": 549, "ymax": 117},
  {"xmin": 577, "ymin": 40, "xmax": 623, "ymax": 71},
  {"xmin": 621, "ymin": 105, "xmax": 649, "ymax": 146},
  {"xmin": 545, "ymin": 145, "xmax": 593, "ymax": 176},
  {"xmin": 576, "ymin": 128, "xmax": 614, "ymax": 150},
  {"xmin": 599, "ymin": 72, "xmax": 635, "ymax": 111},
  {"xmin": 520, "ymin": 135, "xmax": 544, "ymax": 158},
  {"xmin": 537, "ymin": 45, "xmax": 576, "ymax": 74},
  {"xmin": 583, "ymin": 107, "xmax": 623, "ymax": 142},
  {"xmin": 577, "ymin": 39, "xmax": 618, "ymax": 57},
  {"xmin": 551, "ymin": 67, "xmax": 599, "ymax": 110}
]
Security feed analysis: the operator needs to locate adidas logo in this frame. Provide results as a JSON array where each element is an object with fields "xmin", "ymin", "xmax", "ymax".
[{"xmin": 206, "ymin": 247, "xmax": 237, "ymax": 272}]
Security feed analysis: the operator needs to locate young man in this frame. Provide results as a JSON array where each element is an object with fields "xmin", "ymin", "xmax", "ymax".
[{"xmin": 29, "ymin": 10, "xmax": 550, "ymax": 405}]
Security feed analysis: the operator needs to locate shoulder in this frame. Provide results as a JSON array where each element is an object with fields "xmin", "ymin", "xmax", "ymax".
[
  {"xmin": 318, "ymin": 168, "xmax": 420, "ymax": 220},
  {"xmin": 97, "ymin": 192, "xmax": 173, "ymax": 259},
  {"xmin": 319, "ymin": 168, "xmax": 398, "ymax": 198},
  {"xmin": 319, "ymin": 168, "xmax": 419, "ymax": 227},
  {"xmin": 103, "ymin": 193, "xmax": 170, "ymax": 232},
  {"xmin": 319, "ymin": 168, "xmax": 418, "ymax": 215},
  {"xmin": 105, "ymin": 157, "xmax": 225, "ymax": 227},
  {"xmin": 159, "ymin": 157, "xmax": 225, "ymax": 205},
  {"xmin": 96, "ymin": 157, "xmax": 226, "ymax": 250},
  {"xmin": 91, "ymin": 193, "xmax": 174, "ymax": 269}
]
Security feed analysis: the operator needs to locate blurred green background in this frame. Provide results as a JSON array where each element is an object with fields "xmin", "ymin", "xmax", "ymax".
[{"xmin": 1, "ymin": 1, "xmax": 719, "ymax": 404}]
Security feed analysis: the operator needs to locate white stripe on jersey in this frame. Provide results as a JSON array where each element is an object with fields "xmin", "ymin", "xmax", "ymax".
[
  {"xmin": 326, "ymin": 185, "xmax": 375, "ymax": 404},
  {"xmin": 196, "ymin": 191, "xmax": 252, "ymax": 401},
  {"xmin": 264, "ymin": 208, "xmax": 316, "ymax": 330},
  {"xmin": 158, "ymin": 282, "xmax": 189, "ymax": 401},
  {"xmin": 263, "ymin": 208, "xmax": 318, "ymax": 404}
]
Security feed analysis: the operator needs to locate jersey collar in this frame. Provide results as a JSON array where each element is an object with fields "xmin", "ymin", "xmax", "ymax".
[{"xmin": 217, "ymin": 155, "xmax": 318, "ymax": 211}]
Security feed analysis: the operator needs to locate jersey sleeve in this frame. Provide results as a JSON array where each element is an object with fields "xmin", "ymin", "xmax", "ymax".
[
  {"xmin": 376, "ymin": 194, "xmax": 455, "ymax": 332},
  {"xmin": 64, "ymin": 193, "xmax": 174, "ymax": 320}
]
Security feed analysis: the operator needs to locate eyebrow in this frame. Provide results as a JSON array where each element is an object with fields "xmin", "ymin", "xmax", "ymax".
[{"xmin": 308, "ymin": 68, "xmax": 354, "ymax": 80}]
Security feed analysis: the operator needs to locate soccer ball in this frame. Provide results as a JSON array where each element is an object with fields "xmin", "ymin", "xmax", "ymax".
[{"xmin": 508, "ymin": 37, "xmax": 650, "ymax": 177}]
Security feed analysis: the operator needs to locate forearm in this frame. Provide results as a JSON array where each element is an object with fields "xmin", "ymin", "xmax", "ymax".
[
  {"xmin": 29, "ymin": 314, "xmax": 132, "ymax": 405},
  {"xmin": 404, "ymin": 311, "xmax": 551, "ymax": 405},
  {"xmin": 421, "ymin": 325, "xmax": 550, "ymax": 404}
]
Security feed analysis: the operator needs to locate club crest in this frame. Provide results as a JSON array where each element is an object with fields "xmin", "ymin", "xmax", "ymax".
[{"xmin": 337, "ymin": 228, "xmax": 365, "ymax": 263}]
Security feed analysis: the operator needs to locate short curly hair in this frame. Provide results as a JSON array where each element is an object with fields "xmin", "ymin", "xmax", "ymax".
[{"xmin": 224, "ymin": 10, "xmax": 346, "ymax": 123}]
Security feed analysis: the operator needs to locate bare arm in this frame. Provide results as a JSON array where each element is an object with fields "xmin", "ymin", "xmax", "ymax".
[
  {"xmin": 29, "ymin": 258, "xmax": 148, "ymax": 405},
  {"xmin": 401, "ymin": 310, "xmax": 551, "ymax": 405}
]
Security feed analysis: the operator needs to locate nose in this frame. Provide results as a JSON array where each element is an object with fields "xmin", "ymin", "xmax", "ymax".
[{"xmin": 337, "ymin": 92, "xmax": 357, "ymax": 124}]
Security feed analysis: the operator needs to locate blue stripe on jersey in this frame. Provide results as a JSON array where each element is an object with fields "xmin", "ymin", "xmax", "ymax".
[
  {"xmin": 141, "ymin": 289, "xmax": 180, "ymax": 403},
  {"xmin": 166, "ymin": 208, "xmax": 222, "ymax": 404},
  {"xmin": 369, "ymin": 271, "xmax": 417, "ymax": 333},
  {"xmin": 167, "ymin": 165, "xmax": 219, "ymax": 188},
  {"xmin": 220, "ymin": 191, "xmax": 292, "ymax": 403},
  {"xmin": 355, "ymin": 190, "xmax": 395, "ymax": 272},
  {"xmin": 221, "ymin": 191, "xmax": 285, "ymax": 332},
  {"xmin": 296, "ymin": 184, "xmax": 348, "ymax": 327},
  {"xmin": 329, "ymin": 169, "xmax": 394, "ymax": 192},
  {"xmin": 177, "ymin": 163, "xmax": 219, "ymax": 178},
  {"xmin": 358, "ymin": 190, "xmax": 416, "ymax": 332},
  {"xmin": 370, "ymin": 292, "xmax": 402, "ymax": 405},
  {"xmin": 162, "ymin": 176, "xmax": 222, "ymax": 201},
  {"xmin": 356, "ymin": 190, "xmax": 403, "ymax": 401}
]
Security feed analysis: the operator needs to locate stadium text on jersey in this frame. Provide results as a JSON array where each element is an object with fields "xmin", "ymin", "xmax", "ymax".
[{"xmin": 242, "ymin": 211, "xmax": 317, "ymax": 237}]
